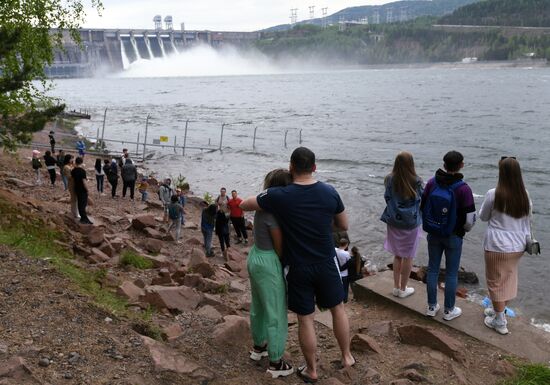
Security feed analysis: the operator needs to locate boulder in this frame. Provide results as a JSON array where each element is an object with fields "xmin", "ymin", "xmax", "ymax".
[
  {"xmin": 87, "ymin": 227, "xmax": 105, "ymax": 246},
  {"xmin": 362, "ymin": 368, "xmax": 381, "ymax": 383},
  {"xmin": 132, "ymin": 215, "xmax": 157, "ymax": 231},
  {"xmin": 89, "ymin": 248, "xmax": 110, "ymax": 263},
  {"xmin": 117, "ymin": 281, "xmax": 145, "ymax": 302},
  {"xmin": 143, "ymin": 238, "xmax": 163, "ymax": 254},
  {"xmin": 192, "ymin": 263, "xmax": 215, "ymax": 279},
  {"xmin": 224, "ymin": 260, "xmax": 243, "ymax": 273},
  {"xmin": 171, "ymin": 269, "xmax": 187, "ymax": 285},
  {"xmin": 142, "ymin": 255, "xmax": 176, "ymax": 271},
  {"xmin": 146, "ymin": 200, "xmax": 164, "ymax": 210},
  {"xmin": 144, "ymin": 227, "xmax": 164, "ymax": 240},
  {"xmin": 73, "ymin": 243, "xmax": 91, "ymax": 257},
  {"xmin": 226, "ymin": 248, "xmax": 245, "ymax": 263},
  {"xmin": 365, "ymin": 321, "xmax": 394, "ymax": 338},
  {"xmin": 161, "ymin": 323, "xmax": 184, "ymax": 341},
  {"xmin": 397, "ymin": 325, "xmax": 465, "ymax": 363},
  {"xmin": 186, "ymin": 237, "xmax": 202, "ymax": 246},
  {"xmin": 196, "ymin": 305, "xmax": 222, "ymax": 321},
  {"xmin": 0, "ymin": 356, "xmax": 41, "ymax": 384},
  {"xmin": 141, "ymin": 285, "xmax": 202, "ymax": 312},
  {"xmin": 98, "ymin": 241, "xmax": 115, "ymax": 258},
  {"xmin": 198, "ymin": 278, "xmax": 227, "ymax": 294},
  {"xmin": 200, "ymin": 293, "xmax": 235, "ymax": 315},
  {"xmin": 151, "ymin": 275, "xmax": 173, "ymax": 286},
  {"xmin": 212, "ymin": 315, "xmax": 250, "ymax": 347},
  {"xmin": 189, "ymin": 248, "xmax": 207, "ymax": 267},
  {"xmin": 183, "ymin": 274, "xmax": 204, "ymax": 288},
  {"xmin": 140, "ymin": 336, "xmax": 213, "ymax": 380},
  {"xmin": 351, "ymin": 334, "xmax": 382, "ymax": 354},
  {"xmin": 110, "ymin": 238, "xmax": 124, "ymax": 252},
  {"xmin": 401, "ymin": 369, "xmax": 428, "ymax": 382},
  {"xmin": 5, "ymin": 178, "xmax": 34, "ymax": 188},
  {"xmin": 389, "ymin": 380, "xmax": 414, "ymax": 385},
  {"xmin": 163, "ymin": 233, "xmax": 176, "ymax": 242},
  {"xmin": 229, "ymin": 280, "xmax": 246, "ymax": 293}
]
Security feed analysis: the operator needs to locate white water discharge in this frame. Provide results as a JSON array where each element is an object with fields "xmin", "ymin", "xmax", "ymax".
[
  {"xmin": 117, "ymin": 45, "xmax": 283, "ymax": 78},
  {"xmin": 144, "ymin": 36, "xmax": 154, "ymax": 59},
  {"xmin": 158, "ymin": 38, "xmax": 167, "ymax": 58},
  {"xmin": 171, "ymin": 40, "xmax": 179, "ymax": 54},
  {"xmin": 120, "ymin": 41, "xmax": 130, "ymax": 70},
  {"xmin": 130, "ymin": 37, "xmax": 141, "ymax": 60}
]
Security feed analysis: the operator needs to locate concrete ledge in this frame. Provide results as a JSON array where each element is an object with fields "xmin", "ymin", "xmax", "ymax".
[{"xmin": 352, "ymin": 270, "xmax": 550, "ymax": 364}]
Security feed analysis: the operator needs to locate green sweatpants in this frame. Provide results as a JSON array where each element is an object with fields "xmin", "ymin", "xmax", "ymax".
[{"xmin": 247, "ymin": 245, "xmax": 288, "ymax": 362}]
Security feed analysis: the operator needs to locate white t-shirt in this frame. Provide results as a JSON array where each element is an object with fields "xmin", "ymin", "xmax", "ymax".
[
  {"xmin": 335, "ymin": 248, "xmax": 351, "ymax": 277},
  {"xmin": 479, "ymin": 188, "xmax": 531, "ymax": 253}
]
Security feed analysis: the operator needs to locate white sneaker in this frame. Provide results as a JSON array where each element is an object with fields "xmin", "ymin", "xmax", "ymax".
[
  {"xmin": 484, "ymin": 307, "xmax": 496, "ymax": 317},
  {"xmin": 443, "ymin": 306, "xmax": 462, "ymax": 321},
  {"xmin": 392, "ymin": 288, "xmax": 400, "ymax": 297},
  {"xmin": 266, "ymin": 359, "xmax": 294, "ymax": 378},
  {"xmin": 398, "ymin": 287, "xmax": 415, "ymax": 298},
  {"xmin": 426, "ymin": 303, "xmax": 440, "ymax": 317},
  {"xmin": 484, "ymin": 316, "xmax": 509, "ymax": 335},
  {"xmin": 249, "ymin": 349, "xmax": 268, "ymax": 361}
]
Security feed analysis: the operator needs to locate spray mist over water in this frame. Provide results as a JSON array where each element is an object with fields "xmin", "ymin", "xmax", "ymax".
[{"xmin": 116, "ymin": 45, "xmax": 289, "ymax": 78}]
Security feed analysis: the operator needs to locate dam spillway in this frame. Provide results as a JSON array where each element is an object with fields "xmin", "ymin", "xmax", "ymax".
[{"xmin": 45, "ymin": 28, "xmax": 261, "ymax": 78}]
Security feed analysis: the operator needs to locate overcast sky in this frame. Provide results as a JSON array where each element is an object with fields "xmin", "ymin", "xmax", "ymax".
[{"xmin": 83, "ymin": 0, "xmax": 394, "ymax": 31}]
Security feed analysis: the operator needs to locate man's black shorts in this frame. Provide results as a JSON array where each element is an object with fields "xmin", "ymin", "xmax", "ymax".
[{"xmin": 286, "ymin": 257, "xmax": 344, "ymax": 315}]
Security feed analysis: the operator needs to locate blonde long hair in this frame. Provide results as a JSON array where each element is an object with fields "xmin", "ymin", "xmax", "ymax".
[
  {"xmin": 495, "ymin": 158, "xmax": 530, "ymax": 218},
  {"xmin": 386, "ymin": 151, "xmax": 419, "ymax": 200}
]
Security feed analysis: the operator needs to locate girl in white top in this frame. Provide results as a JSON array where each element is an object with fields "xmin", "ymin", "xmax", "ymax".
[{"xmin": 479, "ymin": 157, "xmax": 531, "ymax": 335}]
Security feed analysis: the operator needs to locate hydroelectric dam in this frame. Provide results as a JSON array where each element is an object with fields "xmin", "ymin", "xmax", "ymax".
[{"xmin": 46, "ymin": 27, "xmax": 261, "ymax": 78}]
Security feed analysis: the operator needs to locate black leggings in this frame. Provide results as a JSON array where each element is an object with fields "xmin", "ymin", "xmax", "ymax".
[
  {"xmin": 109, "ymin": 179, "xmax": 117, "ymax": 197},
  {"xmin": 230, "ymin": 217, "xmax": 248, "ymax": 239},
  {"xmin": 123, "ymin": 180, "xmax": 135, "ymax": 199},
  {"xmin": 76, "ymin": 191, "xmax": 89, "ymax": 222},
  {"xmin": 47, "ymin": 168, "xmax": 56, "ymax": 185},
  {"xmin": 218, "ymin": 233, "xmax": 230, "ymax": 251},
  {"xmin": 96, "ymin": 175, "xmax": 104, "ymax": 193}
]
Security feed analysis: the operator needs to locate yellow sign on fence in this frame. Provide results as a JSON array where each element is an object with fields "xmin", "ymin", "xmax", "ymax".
[{"xmin": 159, "ymin": 136, "xmax": 169, "ymax": 143}]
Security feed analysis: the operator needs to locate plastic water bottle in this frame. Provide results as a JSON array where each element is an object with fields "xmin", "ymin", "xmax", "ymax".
[{"xmin": 481, "ymin": 296, "xmax": 516, "ymax": 317}]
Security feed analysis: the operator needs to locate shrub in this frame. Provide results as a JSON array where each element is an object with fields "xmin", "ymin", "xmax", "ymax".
[{"xmin": 119, "ymin": 251, "xmax": 153, "ymax": 269}]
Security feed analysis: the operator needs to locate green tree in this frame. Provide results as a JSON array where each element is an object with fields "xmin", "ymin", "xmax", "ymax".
[{"xmin": 0, "ymin": 0, "xmax": 102, "ymax": 150}]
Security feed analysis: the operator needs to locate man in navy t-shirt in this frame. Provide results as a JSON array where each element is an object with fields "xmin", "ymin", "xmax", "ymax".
[{"xmin": 241, "ymin": 147, "xmax": 355, "ymax": 382}]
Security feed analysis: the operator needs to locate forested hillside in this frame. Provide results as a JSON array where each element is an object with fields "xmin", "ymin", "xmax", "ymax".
[{"xmin": 440, "ymin": 0, "xmax": 550, "ymax": 27}]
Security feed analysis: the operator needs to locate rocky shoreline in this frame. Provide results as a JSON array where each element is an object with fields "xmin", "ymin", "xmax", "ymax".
[{"xmin": 0, "ymin": 125, "xmax": 525, "ymax": 384}]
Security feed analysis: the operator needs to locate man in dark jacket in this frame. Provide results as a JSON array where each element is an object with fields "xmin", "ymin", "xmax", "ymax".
[{"xmin": 121, "ymin": 158, "xmax": 137, "ymax": 200}]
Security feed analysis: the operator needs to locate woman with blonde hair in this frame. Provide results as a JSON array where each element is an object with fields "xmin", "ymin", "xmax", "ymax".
[
  {"xmin": 381, "ymin": 151, "xmax": 423, "ymax": 298},
  {"xmin": 479, "ymin": 157, "xmax": 531, "ymax": 335}
]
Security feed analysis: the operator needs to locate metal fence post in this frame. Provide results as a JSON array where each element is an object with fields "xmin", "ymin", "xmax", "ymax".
[
  {"xmin": 174, "ymin": 136, "xmax": 177, "ymax": 153},
  {"xmin": 100, "ymin": 108, "xmax": 107, "ymax": 149},
  {"xmin": 183, "ymin": 119, "xmax": 189, "ymax": 156},
  {"xmin": 284, "ymin": 130, "xmax": 288, "ymax": 148},
  {"xmin": 136, "ymin": 132, "xmax": 140, "ymax": 158},
  {"xmin": 143, "ymin": 114, "xmax": 150, "ymax": 161},
  {"xmin": 299, "ymin": 129, "xmax": 303, "ymax": 144},
  {"xmin": 253, "ymin": 126, "xmax": 257, "ymax": 149},
  {"xmin": 219, "ymin": 123, "xmax": 226, "ymax": 151}
]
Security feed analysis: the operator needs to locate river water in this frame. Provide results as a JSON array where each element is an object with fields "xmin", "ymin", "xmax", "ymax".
[{"xmin": 48, "ymin": 65, "xmax": 550, "ymax": 329}]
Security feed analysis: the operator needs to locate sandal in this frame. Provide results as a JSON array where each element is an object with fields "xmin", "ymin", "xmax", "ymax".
[
  {"xmin": 266, "ymin": 359, "xmax": 294, "ymax": 378},
  {"xmin": 249, "ymin": 345, "xmax": 268, "ymax": 361},
  {"xmin": 297, "ymin": 365, "xmax": 318, "ymax": 383}
]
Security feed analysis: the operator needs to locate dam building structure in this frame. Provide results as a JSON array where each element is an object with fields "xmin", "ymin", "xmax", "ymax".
[{"xmin": 45, "ymin": 20, "xmax": 261, "ymax": 78}]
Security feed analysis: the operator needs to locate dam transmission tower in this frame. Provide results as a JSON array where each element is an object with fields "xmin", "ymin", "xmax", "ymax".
[
  {"xmin": 322, "ymin": 7, "xmax": 328, "ymax": 28},
  {"xmin": 290, "ymin": 8, "xmax": 298, "ymax": 25},
  {"xmin": 153, "ymin": 15, "xmax": 162, "ymax": 30},
  {"xmin": 309, "ymin": 6, "xmax": 315, "ymax": 22}
]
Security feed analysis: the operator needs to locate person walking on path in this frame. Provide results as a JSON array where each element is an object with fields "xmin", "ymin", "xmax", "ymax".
[
  {"xmin": 215, "ymin": 207, "xmax": 231, "ymax": 259},
  {"xmin": 71, "ymin": 157, "xmax": 92, "ymax": 224},
  {"xmin": 48, "ymin": 131, "xmax": 56, "ymax": 153},
  {"xmin": 43, "ymin": 150, "xmax": 57, "ymax": 187},
  {"xmin": 246, "ymin": 169, "xmax": 293, "ymax": 378},
  {"xmin": 138, "ymin": 176, "xmax": 149, "ymax": 202},
  {"xmin": 62, "ymin": 155, "xmax": 78, "ymax": 218},
  {"xmin": 177, "ymin": 189, "xmax": 186, "ymax": 225},
  {"xmin": 159, "ymin": 179, "xmax": 173, "ymax": 222},
  {"xmin": 381, "ymin": 151, "xmax": 423, "ymax": 299},
  {"xmin": 335, "ymin": 238, "xmax": 351, "ymax": 303},
  {"xmin": 228, "ymin": 190, "xmax": 249, "ymax": 244},
  {"xmin": 31, "ymin": 150, "xmax": 43, "ymax": 185},
  {"xmin": 216, "ymin": 187, "xmax": 230, "ymax": 214},
  {"xmin": 479, "ymin": 157, "xmax": 531, "ymax": 335},
  {"xmin": 104, "ymin": 159, "xmax": 118, "ymax": 198},
  {"xmin": 241, "ymin": 147, "xmax": 355, "ymax": 383},
  {"xmin": 421, "ymin": 150, "xmax": 476, "ymax": 321},
  {"xmin": 76, "ymin": 138, "xmax": 86, "ymax": 159},
  {"xmin": 94, "ymin": 158, "xmax": 105, "ymax": 195},
  {"xmin": 121, "ymin": 158, "xmax": 137, "ymax": 200},
  {"xmin": 201, "ymin": 203, "xmax": 217, "ymax": 257},
  {"xmin": 56, "ymin": 150, "xmax": 66, "ymax": 188},
  {"xmin": 166, "ymin": 195, "xmax": 184, "ymax": 242}
]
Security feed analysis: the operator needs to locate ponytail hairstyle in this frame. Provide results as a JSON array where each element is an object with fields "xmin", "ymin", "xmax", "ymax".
[
  {"xmin": 386, "ymin": 151, "xmax": 419, "ymax": 200},
  {"xmin": 494, "ymin": 158, "xmax": 530, "ymax": 218}
]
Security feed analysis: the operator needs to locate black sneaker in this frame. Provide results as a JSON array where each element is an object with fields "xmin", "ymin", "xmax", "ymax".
[{"xmin": 266, "ymin": 359, "xmax": 294, "ymax": 378}]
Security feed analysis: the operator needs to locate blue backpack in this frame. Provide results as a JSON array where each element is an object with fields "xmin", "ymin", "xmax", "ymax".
[
  {"xmin": 380, "ymin": 177, "xmax": 422, "ymax": 230},
  {"xmin": 422, "ymin": 179, "xmax": 464, "ymax": 237}
]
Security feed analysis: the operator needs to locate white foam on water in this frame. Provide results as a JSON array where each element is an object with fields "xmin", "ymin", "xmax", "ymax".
[
  {"xmin": 116, "ymin": 44, "xmax": 284, "ymax": 78},
  {"xmin": 531, "ymin": 319, "xmax": 550, "ymax": 333}
]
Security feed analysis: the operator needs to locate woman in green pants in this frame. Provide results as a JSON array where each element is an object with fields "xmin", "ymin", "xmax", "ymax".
[{"xmin": 247, "ymin": 169, "xmax": 293, "ymax": 378}]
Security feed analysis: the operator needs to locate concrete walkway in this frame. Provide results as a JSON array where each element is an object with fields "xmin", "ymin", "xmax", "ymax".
[{"xmin": 352, "ymin": 271, "xmax": 550, "ymax": 364}]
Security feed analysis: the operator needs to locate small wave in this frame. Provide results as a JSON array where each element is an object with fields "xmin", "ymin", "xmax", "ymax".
[
  {"xmin": 531, "ymin": 319, "xmax": 550, "ymax": 333},
  {"xmin": 473, "ymin": 193, "xmax": 484, "ymax": 199}
]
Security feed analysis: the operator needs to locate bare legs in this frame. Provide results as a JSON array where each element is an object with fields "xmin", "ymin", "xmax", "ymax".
[
  {"xmin": 393, "ymin": 256, "xmax": 413, "ymax": 290},
  {"xmin": 492, "ymin": 300, "xmax": 506, "ymax": 312},
  {"xmin": 297, "ymin": 303, "xmax": 354, "ymax": 381}
]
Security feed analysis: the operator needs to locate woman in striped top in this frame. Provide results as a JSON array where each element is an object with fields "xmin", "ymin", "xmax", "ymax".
[{"xmin": 479, "ymin": 157, "xmax": 531, "ymax": 335}]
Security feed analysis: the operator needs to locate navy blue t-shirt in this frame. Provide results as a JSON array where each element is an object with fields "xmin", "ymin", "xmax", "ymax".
[{"xmin": 256, "ymin": 182, "xmax": 345, "ymax": 267}]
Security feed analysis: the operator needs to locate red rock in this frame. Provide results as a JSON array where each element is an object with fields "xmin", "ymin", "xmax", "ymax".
[
  {"xmin": 162, "ymin": 323, "xmax": 184, "ymax": 341},
  {"xmin": 142, "ymin": 255, "xmax": 176, "ymax": 271},
  {"xmin": 98, "ymin": 241, "xmax": 115, "ymax": 258},
  {"xmin": 0, "ymin": 356, "xmax": 41, "ymax": 384},
  {"xmin": 73, "ymin": 243, "xmax": 91, "ymax": 257},
  {"xmin": 212, "ymin": 315, "xmax": 251, "ymax": 347},
  {"xmin": 492, "ymin": 359, "xmax": 517, "ymax": 378},
  {"xmin": 224, "ymin": 260, "xmax": 243, "ymax": 273},
  {"xmin": 456, "ymin": 287, "xmax": 468, "ymax": 299},
  {"xmin": 198, "ymin": 278, "xmax": 226, "ymax": 293},
  {"xmin": 144, "ymin": 227, "xmax": 164, "ymax": 240},
  {"xmin": 186, "ymin": 237, "xmax": 202, "ymax": 246},
  {"xmin": 363, "ymin": 368, "xmax": 381, "ymax": 383},
  {"xmin": 229, "ymin": 280, "xmax": 246, "ymax": 293},
  {"xmin": 134, "ymin": 278, "xmax": 147, "ymax": 288},
  {"xmin": 389, "ymin": 380, "xmax": 414, "ymax": 385},
  {"xmin": 151, "ymin": 276, "xmax": 173, "ymax": 286},
  {"xmin": 117, "ymin": 281, "xmax": 145, "ymax": 302},
  {"xmin": 171, "ymin": 269, "xmax": 187, "ymax": 285},
  {"xmin": 183, "ymin": 274, "xmax": 204, "ymax": 288},
  {"xmin": 397, "ymin": 325, "xmax": 465, "ymax": 363},
  {"xmin": 141, "ymin": 285, "xmax": 202, "ymax": 312},
  {"xmin": 365, "ymin": 321, "xmax": 394, "ymax": 337},
  {"xmin": 90, "ymin": 248, "xmax": 110, "ymax": 263},
  {"xmin": 401, "ymin": 369, "xmax": 428, "ymax": 382},
  {"xmin": 163, "ymin": 232, "xmax": 176, "ymax": 242},
  {"xmin": 140, "ymin": 336, "xmax": 213, "ymax": 380},
  {"xmin": 189, "ymin": 247, "xmax": 207, "ymax": 267},
  {"xmin": 319, "ymin": 378, "xmax": 345, "ymax": 385},
  {"xmin": 226, "ymin": 248, "xmax": 245, "ymax": 262},
  {"xmin": 351, "ymin": 333, "xmax": 382, "ymax": 354},
  {"xmin": 192, "ymin": 263, "xmax": 215, "ymax": 279},
  {"xmin": 87, "ymin": 227, "xmax": 105, "ymax": 246},
  {"xmin": 143, "ymin": 238, "xmax": 163, "ymax": 254},
  {"xmin": 200, "ymin": 293, "xmax": 235, "ymax": 315},
  {"xmin": 132, "ymin": 215, "xmax": 157, "ymax": 231},
  {"xmin": 196, "ymin": 305, "xmax": 222, "ymax": 321}
]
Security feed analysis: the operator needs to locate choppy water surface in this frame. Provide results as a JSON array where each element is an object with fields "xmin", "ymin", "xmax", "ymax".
[{"xmin": 48, "ymin": 66, "xmax": 550, "ymax": 326}]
